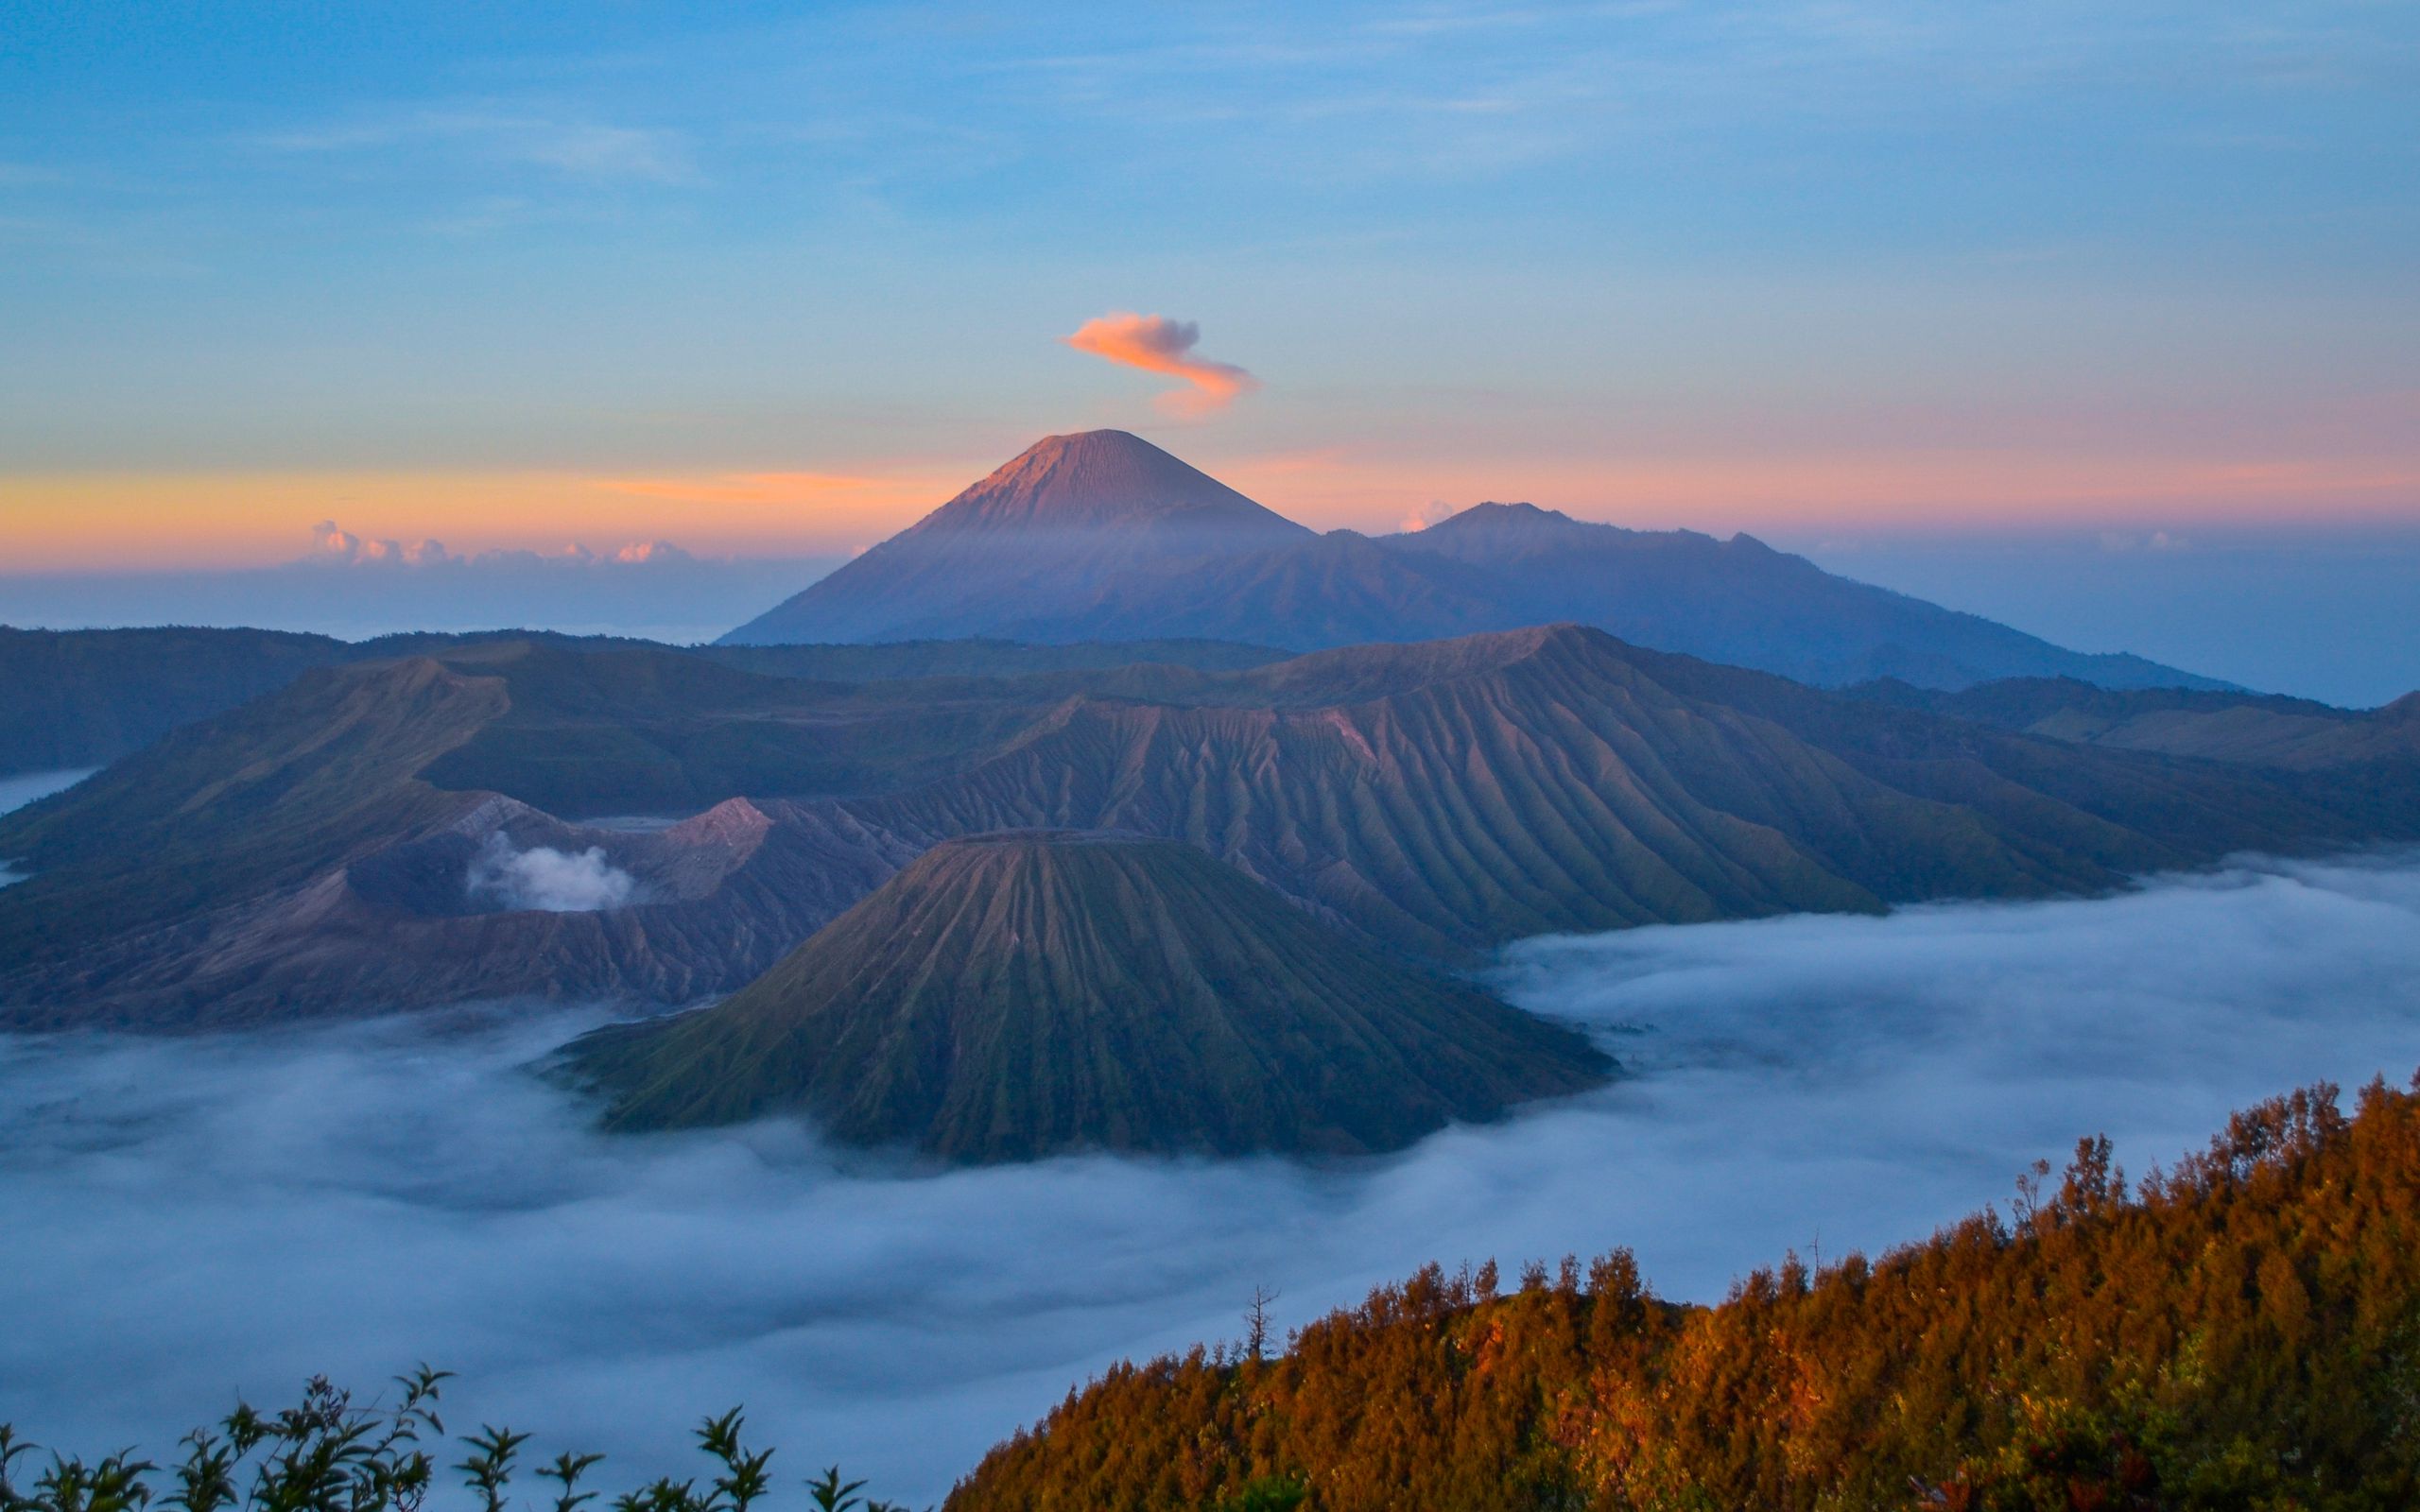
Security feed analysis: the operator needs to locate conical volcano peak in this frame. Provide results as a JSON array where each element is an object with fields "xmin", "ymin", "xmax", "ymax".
[
  {"xmin": 910, "ymin": 429, "xmax": 1306, "ymax": 536},
  {"xmin": 717, "ymin": 429, "xmax": 1309, "ymax": 644},
  {"xmin": 563, "ymin": 825, "xmax": 1612, "ymax": 1160}
]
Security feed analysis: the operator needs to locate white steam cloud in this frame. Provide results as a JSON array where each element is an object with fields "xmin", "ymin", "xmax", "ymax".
[
  {"xmin": 3, "ymin": 852, "xmax": 2418, "ymax": 1503},
  {"xmin": 467, "ymin": 834, "xmax": 642, "ymax": 911}
]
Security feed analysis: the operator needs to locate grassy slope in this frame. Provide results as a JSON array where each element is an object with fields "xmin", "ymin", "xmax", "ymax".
[
  {"xmin": 565, "ymin": 832, "xmax": 1612, "ymax": 1160},
  {"xmin": 0, "ymin": 625, "xmax": 350, "ymax": 772},
  {"xmin": 698, "ymin": 637, "xmax": 1288, "ymax": 682},
  {"xmin": 0, "ymin": 625, "xmax": 1290, "ymax": 781},
  {"xmin": 862, "ymin": 627, "xmax": 2404, "ymax": 956},
  {"xmin": 0, "ymin": 657, "xmax": 504, "ymax": 967},
  {"xmin": 6, "ymin": 626, "xmax": 2413, "ymax": 1020}
]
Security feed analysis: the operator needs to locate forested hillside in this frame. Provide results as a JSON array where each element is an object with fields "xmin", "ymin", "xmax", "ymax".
[{"xmin": 951, "ymin": 1075, "xmax": 2420, "ymax": 1510}]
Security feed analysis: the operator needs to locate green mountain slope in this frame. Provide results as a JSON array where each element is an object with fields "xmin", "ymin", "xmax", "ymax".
[
  {"xmin": 0, "ymin": 647, "xmax": 931, "ymax": 1026},
  {"xmin": 564, "ymin": 831, "xmax": 1612, "ymax": 1160},
  {"xmin": 0, "ymin": 625, "xmax": 351, "ymax": 774},
  {"xmin": 859, "ymin": 626, "xmax": 2402, "ymax": 955},
  {"xmin": 0, "ymin": 624, "xmax": 1290, "ymax": 780},
  {"xmin": 4, "ymin": 626, "xmax": 2411, "ymax": 1026},
  {"xmin": 0, "ymin": 655, "xmax": 506, "ymax": 971}
]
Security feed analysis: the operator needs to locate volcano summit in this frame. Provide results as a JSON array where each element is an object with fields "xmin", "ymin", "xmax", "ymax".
[
  {"xmin": 723, "ymin": 430, "xmax": 1311, "ymax": 645},
  {"xmin": 563, "ymin": 829, "xmax": 1614, "ymax": 1161},
  {"xmin": 722, "ymin": 431, "xmax": 2223, "ymax": 692}
]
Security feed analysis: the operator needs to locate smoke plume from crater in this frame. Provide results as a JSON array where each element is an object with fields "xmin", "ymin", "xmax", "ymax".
[{"xmin": 467, "ymin": 834, "xmax": 644, "ymax": 912}]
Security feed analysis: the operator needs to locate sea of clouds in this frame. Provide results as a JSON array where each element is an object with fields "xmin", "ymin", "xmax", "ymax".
[{"xmin": 4, "ymin": 850, "xmax": 2419, "ymax": 1504}]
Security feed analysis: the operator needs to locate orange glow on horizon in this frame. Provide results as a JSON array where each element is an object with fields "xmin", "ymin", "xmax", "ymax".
[
  {"xmin": 1215, "ymin": 448, "xmax": 2420, "ymax": 540},
  {"xmin": 2, "ymin": 447, "xmax": 2414, "ymax": 574},
  {"xmin": 0, "ymin": 468, "xmax": 967, "ymax": 573},
  {"xmin": 591, "ymin": 472, "xmax": 896, "ymax": 506}
]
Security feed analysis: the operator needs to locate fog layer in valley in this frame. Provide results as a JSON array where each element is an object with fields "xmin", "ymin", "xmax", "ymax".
[{"xmin": 5, "ymin": 852, "xmax": 2418, "ymax": 1503}]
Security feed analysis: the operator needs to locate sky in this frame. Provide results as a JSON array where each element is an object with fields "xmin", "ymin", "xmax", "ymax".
[
  {"xmin": 4, "ymin": 1, "xmax": 2417, "ymax": 575},
  {"xmin": 7, "ymin": 841, "xmax": 2418, "ymax": 1503}
]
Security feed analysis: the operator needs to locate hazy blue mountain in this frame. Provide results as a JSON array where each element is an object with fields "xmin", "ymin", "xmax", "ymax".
[
  {"xmin": 721, "ymin": 436, "xmax": 2227, "ymax": 692},
  {"xmin": 722, "ymin": 430, "xmax": 1313, "ymax": 644}
]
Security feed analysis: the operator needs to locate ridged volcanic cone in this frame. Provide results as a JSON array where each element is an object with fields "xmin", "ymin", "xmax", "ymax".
[{"xmin": 565, "ymin": 830, "xmax": 1612, "ymax": 1161}]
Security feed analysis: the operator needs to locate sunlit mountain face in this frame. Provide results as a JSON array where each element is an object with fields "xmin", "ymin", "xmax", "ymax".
[{"xmin": 4, "ymin": 4, "xmax": 2418, "ymax": 1508}]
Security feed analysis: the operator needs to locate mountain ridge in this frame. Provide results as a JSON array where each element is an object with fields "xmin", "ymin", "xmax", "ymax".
[
  {"xmin": 903, "ymin": 429, "xmax": 1301, "ymax": 535},
  {"xmin": 721, "ymin": 431, "xmax": 1312, "ymax": 644},
  {"xmin": 718, "ymin": 432, "xmax": 2227, "ymax": 692},
  {"xmin": 7, "ymin": 625, "xmax": 2411, "ymax": 1027}
]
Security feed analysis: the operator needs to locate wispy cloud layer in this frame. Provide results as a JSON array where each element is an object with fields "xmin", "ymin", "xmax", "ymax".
[
  {"xmin": 1063, "ymin": 312, "xmax": 1260, "ymax": 415},
  {"xmin": 257, "ymin": 109, "xmax": 691, "ymax": 183},
  {"xmin": 3, "ymin": 853, "xmax": 2416, "ymax": 1503}
]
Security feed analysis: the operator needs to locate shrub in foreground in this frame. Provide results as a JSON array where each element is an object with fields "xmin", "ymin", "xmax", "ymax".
[{"xmin": 0, "ymin": 1377, "xmax": 910, "ymax": 1512}]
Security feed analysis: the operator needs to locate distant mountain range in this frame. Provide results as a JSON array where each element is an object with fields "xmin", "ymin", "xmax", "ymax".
[
  {"xmin": 723, "ymin": 429, "xmax": 2228, "ymax": 692},
  {"xmin": 1848, "ymin": 676, "xmax": 2420, "ymax": 769},
  {"xmin": 0, "ymin": 625, "xmax": 1286, "ymax": 777},
  {"xmin": 5, "ymin": 432, "xmax": 2409, "ymax": 1165},
  {"xmin": 564, "ymin": 830, "xmax": 1612, "ymax": 1160},
  {"xmin": 6, "ymin": 626, "xmax": 2411, "ymax": 1029}
]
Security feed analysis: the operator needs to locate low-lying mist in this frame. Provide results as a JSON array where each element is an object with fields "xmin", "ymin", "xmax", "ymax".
[{"xmin": 5, "ymin": 851, "xmax": 2418, "ymax": 1504}]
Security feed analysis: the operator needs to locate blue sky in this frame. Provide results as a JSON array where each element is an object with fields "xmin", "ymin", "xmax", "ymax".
[
  {"xmin": 2, "ymin": 1, "xmax": 2416, "ymax": 701},
  {"xmin": 5, "ymin": 2, "xmax": 2413, "ymax": 486}
]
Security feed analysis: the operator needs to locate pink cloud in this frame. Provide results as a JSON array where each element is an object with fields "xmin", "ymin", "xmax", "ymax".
[
  {"xmin": 308, "ymin": 521, "xmax": 451, "ymax": 566},
  {"xmin": 1063, "ymin": 312, "xmax": 1259, "ymax": 416},
  {"xmin": 612, "ymin": 540, "xmax": 693, "ymax": 564},
  {"xmin": 302, "ymin": 521, "xmax": 701, "ymax": 570}
]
